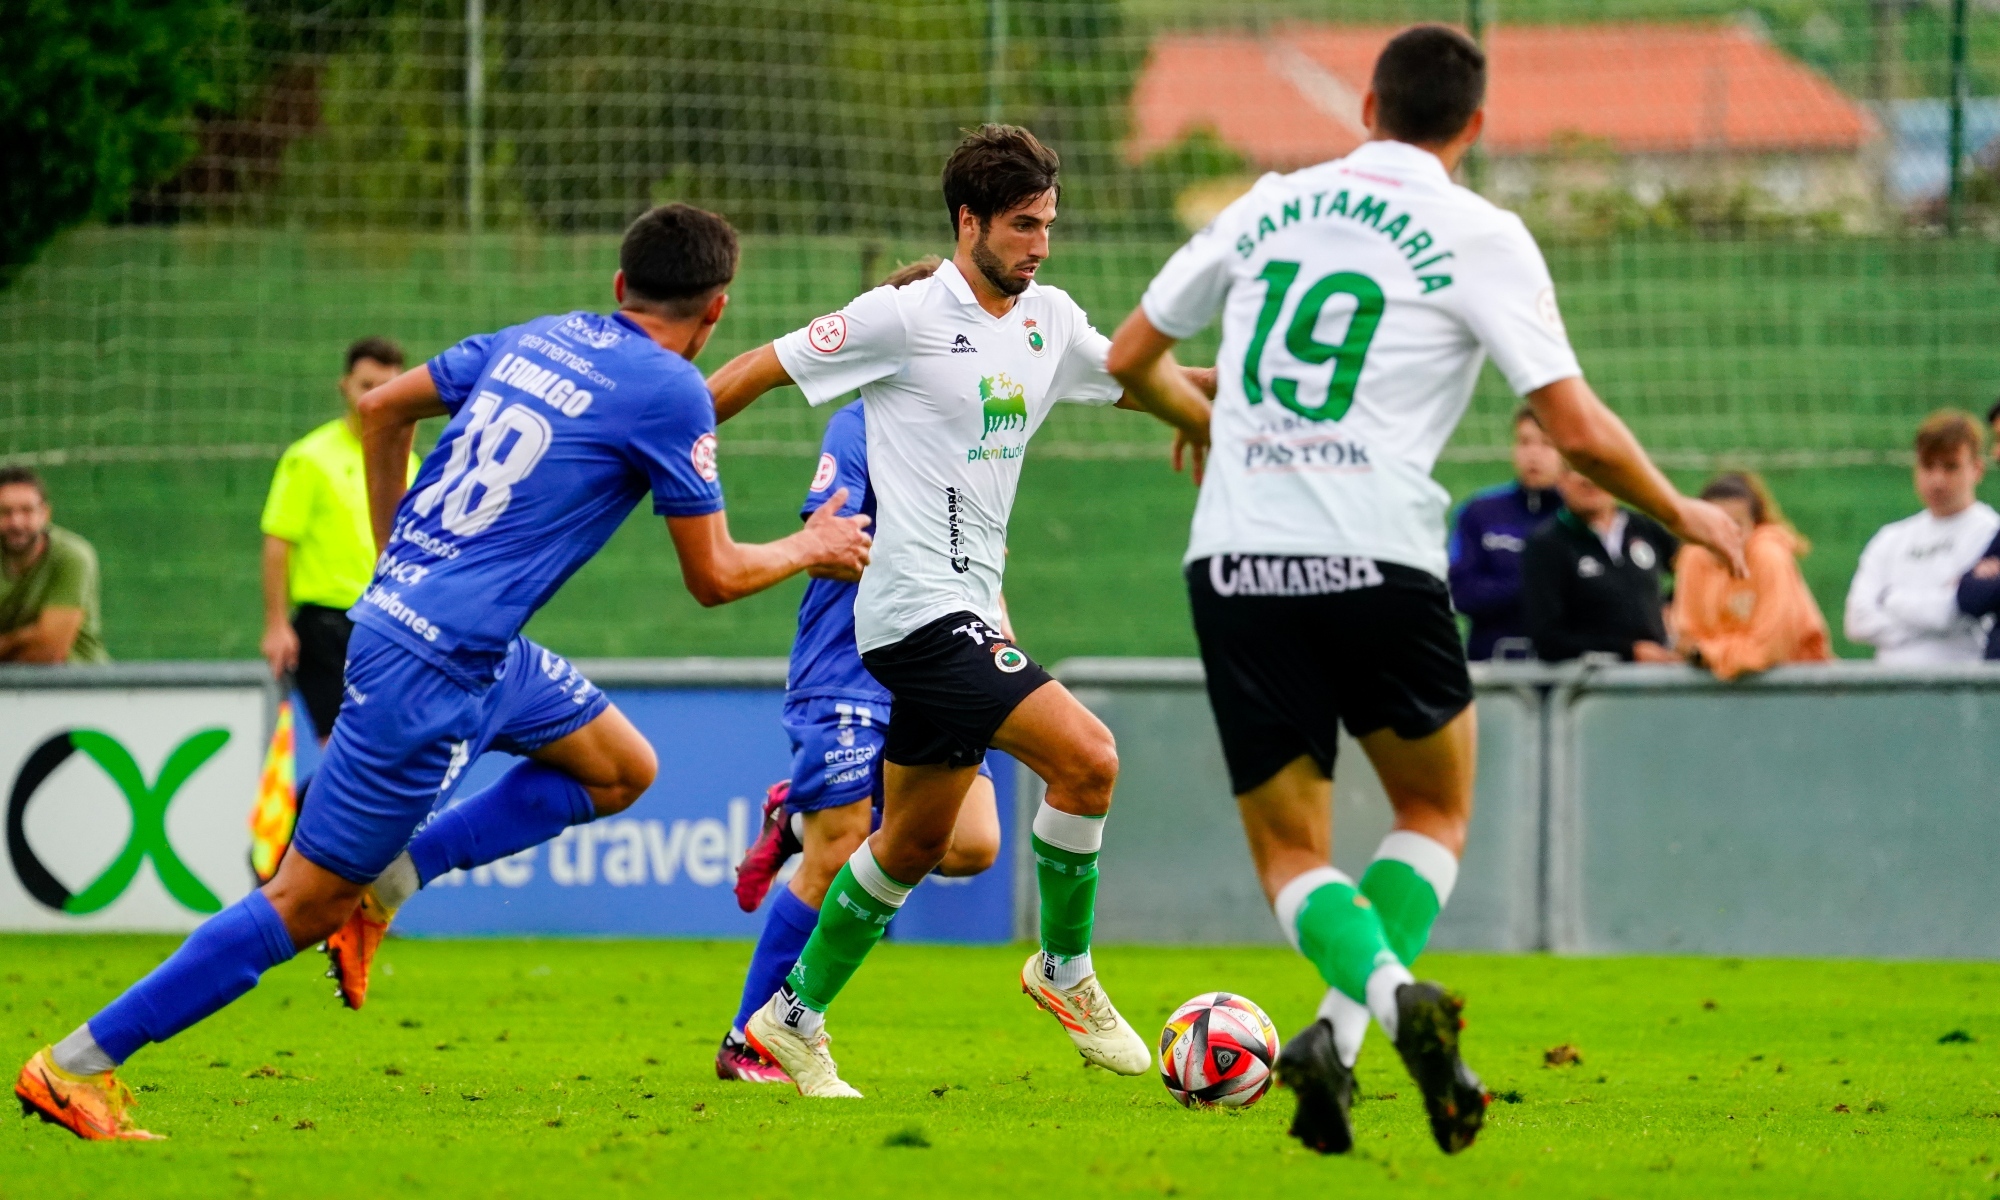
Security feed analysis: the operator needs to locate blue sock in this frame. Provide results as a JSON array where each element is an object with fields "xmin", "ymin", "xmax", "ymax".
[
  {"xmin": 732, "ymin": 886, "xmax": 820, "ymax": 1033},
  {"xmin": 87, "ymin": 890, "xmax": 296, "ymax": 1064},
  {"xmin": 406, "ymin": 760, "xmax": 596, "ymax": 886}
]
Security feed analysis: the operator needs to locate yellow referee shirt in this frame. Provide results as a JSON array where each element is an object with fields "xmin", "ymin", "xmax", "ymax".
[{"xmin": 260, "ymin": 418, "xmax": 420, "ymax": 611}]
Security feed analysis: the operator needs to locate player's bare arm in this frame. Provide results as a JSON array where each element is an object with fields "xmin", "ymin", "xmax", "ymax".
[
  {"xmin": 357, "ymin": 365, "xmax": 447, "ymax": 553},
  {"xmin": 708, "ymin": 343, "xmax": 793, "ymax": 423},
  {"xmin": 667, "ymin": 490, "xmax": 871, "ymax": 606},
  {"xmin": 1528, "ymin": 375, "xmax": 1747, "ymax": 575}
]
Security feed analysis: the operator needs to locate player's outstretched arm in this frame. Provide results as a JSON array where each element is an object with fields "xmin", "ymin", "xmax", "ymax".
[
  {"xmin": 357, "ymin": 366, "xmax": 448, "ymax": 553},
  {"xmin": 1105, "ymin": 309, "xmax": 1214, "ymax": 443},
  {"xmin": 706, "ymin": 344, "xmax": 794, "ymax": 424},
  {"xmin": 1528, "ymin": 376, "xmax": 1747, "ymax": 577},
  {"xmin": 667, "ymin": 489, "xmax": 871, "ymax": 607}
]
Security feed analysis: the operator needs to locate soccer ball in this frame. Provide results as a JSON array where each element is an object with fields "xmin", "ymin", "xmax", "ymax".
[{"xmin": 1158, "ymin": 992, "xmax": 1281, "ymax": 1109}]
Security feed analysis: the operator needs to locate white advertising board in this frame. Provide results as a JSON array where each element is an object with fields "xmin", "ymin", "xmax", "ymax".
[{"xmin": 1, "ymin": 687, "xmax": 263, "ymax": 932}]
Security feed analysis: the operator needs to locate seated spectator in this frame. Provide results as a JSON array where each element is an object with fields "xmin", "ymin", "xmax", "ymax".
[
  {"xmin": 0, "ymin": 466, "xmax": 108, "ymax": 664},
  {"xmin": 1672, "ymin": 472, "xmax": 1831, "ymax": 680},
  {"xmin": 1954, "ymin": 396, "xmax": 2000, "ymax": 658},
  {"xmin": 1449, "ymin": 405, "xmax": 1563, "ymax": 660},
  {"xmin": 1845, "ymin": 409, "xmax": 1998, "ymax": 664},
  {"xmin": 1523, "ymin": 464, "xmax": 1679, "ymax": 662}
]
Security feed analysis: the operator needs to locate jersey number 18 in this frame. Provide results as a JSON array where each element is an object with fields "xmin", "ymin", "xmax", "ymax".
[
  {"xmin": 1242, "ymin": 262, "xmax": 1384, "ymax": 423},
  {"xmin": 412, "ymin": 391, "xmax": 554, "ymax": 537}
]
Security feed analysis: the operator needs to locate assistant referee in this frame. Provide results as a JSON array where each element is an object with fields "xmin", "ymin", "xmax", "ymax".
[{"xmin": 260, "ymin": 337, "xmax": 419, "ymax": 744}]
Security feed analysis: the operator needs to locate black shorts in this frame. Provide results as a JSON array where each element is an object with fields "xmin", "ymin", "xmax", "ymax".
[
  {"xmin": 292, "ymin": 603, "xmax": 355, "ymax": 741},
  {"xmin": 1187, "ymin": 555, "xmax": 1473, "ymax": 796},
  {"xmin": 860, "ymin": 611, "xmax": 1053, "ymax": 768}
]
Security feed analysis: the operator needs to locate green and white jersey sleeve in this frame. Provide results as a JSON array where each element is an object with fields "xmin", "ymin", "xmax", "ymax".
[
  {"xmin": 776, "ymin": 259, "xmax": 1120, "ymax": 653},
  {"xmin": 1141, "ymin": 140, "xmax": 1583, "ymax": 580}
]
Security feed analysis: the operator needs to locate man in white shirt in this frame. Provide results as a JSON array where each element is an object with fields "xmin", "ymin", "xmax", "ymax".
[
  {"xmin": 1846, "ymin": 410, "xmax": 1998, "ymax": 664},
  {"xmin": 704, "ymin": 125, "xmax": 1210, "ymax": 1097},
  {"xmin": 1106, "ymin": 25, "xmax": 1745, "ymax": 1157}
]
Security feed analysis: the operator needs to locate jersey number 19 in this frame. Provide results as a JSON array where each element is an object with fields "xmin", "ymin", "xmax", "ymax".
[
  {"xmin": 412, "ymin": 391, "xmax": 554, "ymax": 537},
  {"xmin": 1242, "ymin": 262, "xmax": 1384, "ymax": 423}
]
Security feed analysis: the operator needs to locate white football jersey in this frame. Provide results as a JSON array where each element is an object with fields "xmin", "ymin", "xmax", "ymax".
[
  {"xmin": 1843, "ymin": 502, "xmax": 1999, "ymax": 664},
  {"xmin": 1141, "ymin": 139, "xmax": 1583, "ymax": 579},
  {"xmin": 775, "ymin": 259, "xmax": 1122, "ymax": 652}
]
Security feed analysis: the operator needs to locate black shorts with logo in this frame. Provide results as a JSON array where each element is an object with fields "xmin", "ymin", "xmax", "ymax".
[
  {"xmin": 1187, "ymin": 554, "xmax": 1473, "ymax": 796},
  {"xmin": 293, "ymin": 603, "xmax": 356, "ymax": 741},
  {"xmin": 860, "ymin": 611, "xmax": 1054, "ymax": 768}
]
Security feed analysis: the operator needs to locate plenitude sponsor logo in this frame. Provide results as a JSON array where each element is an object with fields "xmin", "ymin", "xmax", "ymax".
[{"xmin": 7, "ymin": 729, "xmax": 230, "ymax": 915}]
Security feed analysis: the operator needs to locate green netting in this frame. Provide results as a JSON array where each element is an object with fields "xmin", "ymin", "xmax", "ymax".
[{"xmin": 3, "ymin": 0, "xmax": 1999, "ymax": 468}]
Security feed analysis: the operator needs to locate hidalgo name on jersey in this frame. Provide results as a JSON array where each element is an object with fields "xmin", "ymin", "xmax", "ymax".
[
  {"xmin": 774, "ymin": 259, "xmax": 1122, "ymax": 654},
  {"xmin": 1141, "ymin": 140, "xmax": 1584, "ymax": 579},
  {"xmin": 354, "ymin": 310, "xmax": 724, "ymax": 683}
]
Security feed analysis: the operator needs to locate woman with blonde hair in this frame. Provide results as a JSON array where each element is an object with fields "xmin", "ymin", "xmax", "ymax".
[{"xmin": 1672, "ymin": 471, "xmax": 1831, "ymax": 680}]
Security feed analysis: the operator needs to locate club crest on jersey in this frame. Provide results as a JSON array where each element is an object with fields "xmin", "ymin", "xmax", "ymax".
[
  {"xmin": 1023, "ymin": 318, "xmax": 1045, "ymax": 357},
  {"xmin": 807, "ymin": 313, "xmax": 847, "ymax": 353},
  {"xmin": 690, "ymin": 432, "xmax": 719, "ymax": 482},
  {"xmin": 993, "ymin": 646, "xmax": 1029, "ymax": 674},
  {"xmin": 810, "ymin": 452, "xmax": 838, "ymax": 492}
]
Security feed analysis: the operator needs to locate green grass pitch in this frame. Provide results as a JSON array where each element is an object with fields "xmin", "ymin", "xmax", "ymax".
[{"xmin": 6, "ymin": 936, "xmax": 1998, "ymax": 1198}]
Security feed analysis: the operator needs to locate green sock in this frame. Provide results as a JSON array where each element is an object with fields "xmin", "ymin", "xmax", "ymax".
[
  {"xmin": 1283, "ymin": 869, "xmax": 1400, "ymax": 1003},
  {"xmin": 784, "ymin": 851, "xmax": 910, "ymax": 1012},
  {"xmin": 1030, "ymin": 802, "xmax": 1106, "ymax": 964},
  {"xmin": 1033, "ymin": 835, "xmax": 1099, "ymax": 959},
  {"xmin": 1359, "ymin": 831, "xmax": 1458, "ymax": 967}
]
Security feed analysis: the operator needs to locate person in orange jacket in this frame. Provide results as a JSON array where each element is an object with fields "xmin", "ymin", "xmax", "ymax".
[{"xmin": 1671, "ymin": 472, "xmax": 1831, "ymax": 680}]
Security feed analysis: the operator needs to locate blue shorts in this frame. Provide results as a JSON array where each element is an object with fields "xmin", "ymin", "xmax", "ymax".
[
  {"xmin": 292, "ymin": 626, "xmax": 610, "ymax": 882},
  {"xmin": 780, "ymin": 694, "xmax": 989, "ymax": 815}
]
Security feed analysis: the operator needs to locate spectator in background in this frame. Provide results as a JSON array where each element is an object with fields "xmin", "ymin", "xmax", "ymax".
[
  {"xmin": 1672, "ymin": 472, "xmax": 1831, "ymax": 680},
  {"xmin": 1845, "ymin": 410, "xmax": 1998, "ymax": 665},
  {"xmin": 0, "ymin": 466, "xmax": 108, "ymax": 664},
  {"xmin": 260, "ymin": 337, "xmax": 419, "ymax": 743},
  {"xmin": 1448, "ymin": 405, "xmax": 1563, "ymax": 659},
  {"xmin": 1952, "ymin": 397, "xmax": 2000, "ymax": 658},
  {"xmin": 1523, "ymin": 463, "xmax": 1679, "ymax": 662}
]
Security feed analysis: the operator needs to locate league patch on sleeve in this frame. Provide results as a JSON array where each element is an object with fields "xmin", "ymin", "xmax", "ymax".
[
  {"xmin": 1536, "ymin": 287, "xmax": 1566, "ymax": 336},
  {"xmin": 810, "ymin": 452, "xmax": 838, "ymax": 492},
  {"xmin": 807, "ymin": 313, "xmax": 848, "ymax": 354},
  {"xmin": 691, "ymin": 432, "xmax": 719, "ymax": 482}
]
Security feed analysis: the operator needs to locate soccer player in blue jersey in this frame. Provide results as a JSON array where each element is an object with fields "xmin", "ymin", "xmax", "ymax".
[
  {"xmin": 13, "ymin": 204, "xmax": 873, "ymax": 1141},
  {"xmin": 714, "ymin": 260, "xmax": 1005, "ymax": 1083}
]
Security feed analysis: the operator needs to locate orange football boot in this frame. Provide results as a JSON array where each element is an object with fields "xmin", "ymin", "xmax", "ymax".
[
  {"xmin": 15, "ymin": 1047, "xmax": 163, "ymax": 1141},
  {"xmin": 323, "ymin": 888, "xmax": 392, "ymax": 1009}
]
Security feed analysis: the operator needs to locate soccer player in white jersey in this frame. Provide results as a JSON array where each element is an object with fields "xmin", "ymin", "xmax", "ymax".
[
  {"xmin": 704, "ymin": 125, "xmax": 1211, "ymax": 1097},
  {"xmin": 1106, "ymin": 26, "xmax": 1747, "ymax": 1155}
]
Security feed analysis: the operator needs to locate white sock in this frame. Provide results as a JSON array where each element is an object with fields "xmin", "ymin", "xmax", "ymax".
[
  {"xmin": 1365, "ymin": 962, "xmax": 1417, "ymax": 1042},
  {"xmin": 1039, "ymin": 950, "xmax": 1095, "ymax": 990},
  {"xmin": 1316, "ymin": 987, "xmax": 1371, "ymax": 1068},
  {"xmin": 372, "ymin": 852, "xmax": 421, "ymax": 913},
  {"xmin": 53, "ymin": 1024, "xmax": 116, "ymax": 1076},
  {"xmin": 1371, "ymin": 830, "xmax": 1460, "ymax": 905},
  {"xmin": 774, "ymin": 984, "xmax": 824, "ymax": 1039}
]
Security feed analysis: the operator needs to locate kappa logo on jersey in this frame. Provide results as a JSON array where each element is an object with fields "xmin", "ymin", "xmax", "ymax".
[
  {"xmin": 807, "ymin": 314, "xmax": 848, "ymax": 354},
  {"xmin": 810, "ymin": 452, "xmax": 838, "ymax": 492},
  {"xmin": 1023, "ymin": 318, "xmax": 1046, "ymax": 357},
  {"xmin": 559, "ymin": 314, "xmax": 626, "ymax": 350},
  {"xmin": 950, "ymin": 333, "xmax": 978, "ymax": 354},
  {"xmin": 690, "ymin": 432, "xmax": 719, "ymax": 483}
]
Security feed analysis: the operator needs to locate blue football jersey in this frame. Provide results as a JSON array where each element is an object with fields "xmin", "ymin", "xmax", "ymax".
[
  {"xmin": 785, "ymin": 401, "xmax": 890, "ymax": 704},
  {"xmin": 352, "ymin": 310, "xmax": 724, "ymax": 682}
]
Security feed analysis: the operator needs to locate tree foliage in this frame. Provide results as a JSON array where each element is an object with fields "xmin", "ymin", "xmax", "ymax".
[{"xmin": 0, "ymin": 0, "xmax": 241, "ymax": 282}]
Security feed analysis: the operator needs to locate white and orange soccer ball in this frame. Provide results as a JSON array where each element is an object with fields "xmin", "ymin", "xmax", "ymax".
[{"xmin": 1158, "ymin": 992, "xmax": 1282, "ymax": 1109}]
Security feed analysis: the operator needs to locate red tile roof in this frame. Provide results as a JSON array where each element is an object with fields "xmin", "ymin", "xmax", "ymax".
[{"xmin": 1130, "ymin": 24, "xmax": 1875, "ymax": 167}]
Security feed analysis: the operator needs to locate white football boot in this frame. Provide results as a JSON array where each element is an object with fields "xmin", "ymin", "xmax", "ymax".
[
  {"xmin": 1019, "ymin": 951, "xmax": 1151, "ymax": 1075},
  {"xmin": 744, "ymin": 991, "xmax": 863, "ymax": 1099}
]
